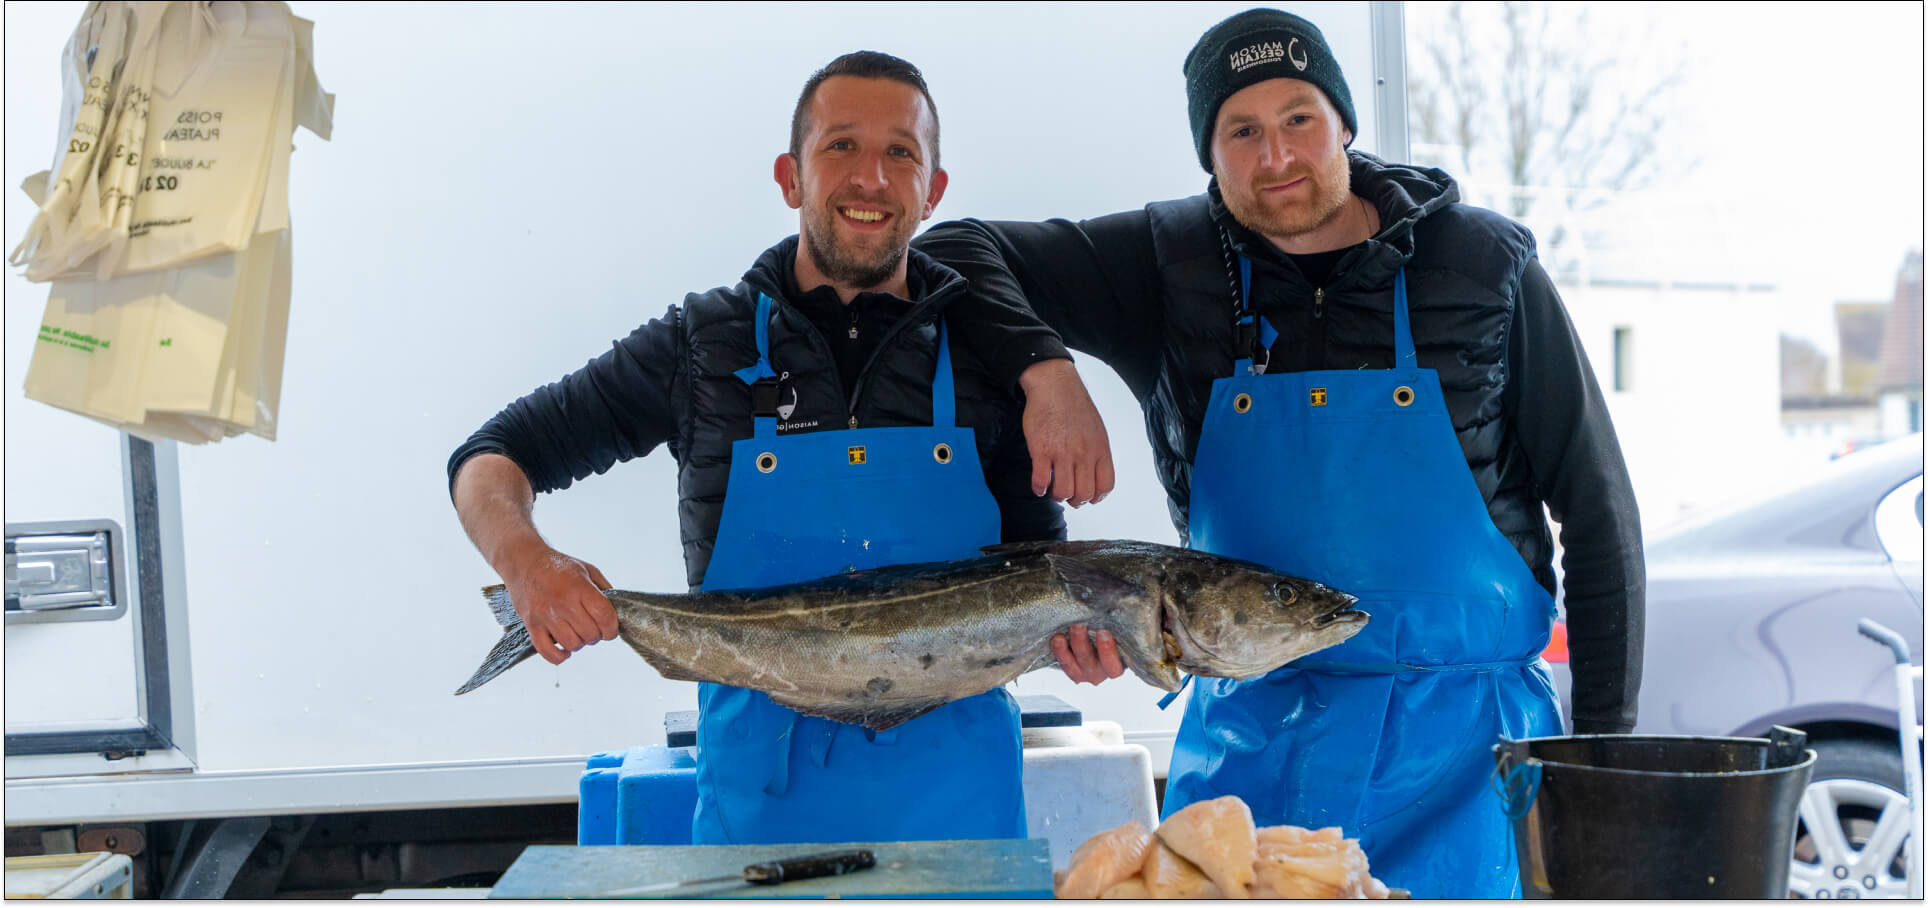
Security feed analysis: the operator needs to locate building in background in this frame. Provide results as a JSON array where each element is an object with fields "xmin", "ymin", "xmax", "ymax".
[
  {"xmin": 1446, "ymin": 181, "xmax": 1790, "ymax": 528},
  {"xmin": 1874, "ymin": 249, "xmax": 1924, "ymax": 438},
  {"xmin": 1781, "ymin": 303, "xmax": 1885, "ymax": 457},
  {"xmin": 1835, "ymin": 302, "xmax": 1890, "ymax": 398}
]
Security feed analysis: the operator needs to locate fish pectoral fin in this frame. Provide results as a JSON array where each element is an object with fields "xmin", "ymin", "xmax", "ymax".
[
  {"xmin": 769, "ymin": 694, "xmax": 952, "ymax": 733},
  {"xmin": 1046, "ymin": 554, "xmax": 1147, "ymax": 606},
  {"xmin": 1130, "ymin": 660, "xmax": 1185, "ymax": 692}
]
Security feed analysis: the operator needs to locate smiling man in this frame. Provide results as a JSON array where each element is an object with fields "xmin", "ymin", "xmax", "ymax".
[
  {"xmin": 916, "ymin": 8, "xmax": 1645, "ymax": 898},
  {"xmin": 447, "ymin": 51, "xmax": 1114, "ymax": 846}
]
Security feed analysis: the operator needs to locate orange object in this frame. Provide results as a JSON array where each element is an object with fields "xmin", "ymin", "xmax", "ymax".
[{"xmin": 1542, "ymin": 619, "xmax": 1569, "ymax": 663}]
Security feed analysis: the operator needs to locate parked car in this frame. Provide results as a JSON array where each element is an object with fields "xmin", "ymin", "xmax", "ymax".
[{"xmin": 1548, "ymin": 433, "xmax": 1922, "ymax": 899}]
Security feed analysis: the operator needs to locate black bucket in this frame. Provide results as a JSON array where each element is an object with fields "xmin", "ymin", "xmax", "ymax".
[{"xmin": 1493, "ymin": 726, "xmax": 1816, "ymax": 899}]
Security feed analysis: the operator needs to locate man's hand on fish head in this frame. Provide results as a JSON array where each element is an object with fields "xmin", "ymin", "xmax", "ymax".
[
  {"xmin": 1052, "ymin": 624, "xmax": 1125, "ymax": 685},
  {"xmin": 1018, "ymin": 359, "xmax": 1115, "ymax": 509},
  {"xmin": 503, "ymin": 546, "xmax": 620, "ymax": 665}
]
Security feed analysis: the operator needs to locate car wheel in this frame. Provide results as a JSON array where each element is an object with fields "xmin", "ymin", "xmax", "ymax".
[{"xmin": 1789, "ymin": 738, "xmax": 1913, "ymax": 898}]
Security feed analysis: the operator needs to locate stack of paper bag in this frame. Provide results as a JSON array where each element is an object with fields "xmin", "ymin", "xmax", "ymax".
[{"xmin": 11, "ymin": 0, "xmax": 333, "ymax": 444}]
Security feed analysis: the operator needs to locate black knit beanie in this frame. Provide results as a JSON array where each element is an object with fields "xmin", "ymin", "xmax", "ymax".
[{"xmin": 1183, "ymin": 8, "xmax": 1357, "ymax": 173}]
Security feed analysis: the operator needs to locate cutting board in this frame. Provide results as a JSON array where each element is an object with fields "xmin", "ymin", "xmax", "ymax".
[{"xmin": 488, "ymin": 840, "xmax": 1055, "ymax": 899}]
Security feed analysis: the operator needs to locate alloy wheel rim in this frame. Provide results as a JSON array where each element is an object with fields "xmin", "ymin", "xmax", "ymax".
[{"xmin": 1789, "ymin": 777, "xmax": 1912, "ymax": 898}]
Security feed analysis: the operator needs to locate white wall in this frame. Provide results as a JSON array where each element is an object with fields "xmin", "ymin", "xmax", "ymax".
[{"xmin": 1562, "ymin": 282, "xmax": 1789, "ymax": 528}]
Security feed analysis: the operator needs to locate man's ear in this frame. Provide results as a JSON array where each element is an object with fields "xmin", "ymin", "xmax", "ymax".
[
  {"xmin": 921, "ymin": 167, "xmax": 949, "ymax": 220},
  {"xmin": 1341, "ymin": 127, "xmax": 1354, "ymax": 147},
  {"xmin": 775, "ymin": 153, "xmax": 803, "ymax": 210}
]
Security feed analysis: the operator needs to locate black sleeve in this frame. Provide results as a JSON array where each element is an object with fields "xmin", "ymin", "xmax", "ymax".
[
  {"xmin": 447, "ymin": 307, "xmax": 686, "ymax": 498},
  {"xmin": 1505, "ymin": 260, "xmax": 1646, "ymax": 734},
  {"xmin": 915, "ymin": 212, "xmax": 1168, "ymax": 397},
  {"xmin": 939, "ymin": 280, "xmax": 1074, "ymax": 396},
  {"xmin": 980, "ymin": 402, "xmax": 1069, "ymax": 544}
]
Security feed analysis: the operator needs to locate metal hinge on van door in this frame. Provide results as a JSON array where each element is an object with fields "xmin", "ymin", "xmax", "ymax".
[{"xmin": 5, "ymin": 520, "xmax": 127, "ymax": 624}]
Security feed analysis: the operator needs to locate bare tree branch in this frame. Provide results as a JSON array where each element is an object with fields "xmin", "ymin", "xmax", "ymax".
[{"xmin": 1406, "ymin": 1, "xmax": 1692, "ymax": 216}]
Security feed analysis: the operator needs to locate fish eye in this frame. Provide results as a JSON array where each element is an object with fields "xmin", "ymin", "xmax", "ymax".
[
  {"xmin": 1173, "ymin": 572, "xmax": 1200, "ymax": 597},
  {"xmin": 1271, "ymin": 582, "xmax": 1298, "ymax": 605}
]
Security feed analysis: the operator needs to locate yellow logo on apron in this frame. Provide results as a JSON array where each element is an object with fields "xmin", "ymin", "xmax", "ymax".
[
  {"xmin": 1310, "ymin": 387, "xmax": 1328, "ymax": 406},
  {"xmin": 848, "ymin": 446, "xmax": 867, "ymax": 465}
]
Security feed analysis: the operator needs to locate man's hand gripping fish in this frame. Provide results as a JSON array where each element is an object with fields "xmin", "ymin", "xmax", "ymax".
[{"xmin": 456, "ymin": 539, "xmax": 1366, "ymax": 731}]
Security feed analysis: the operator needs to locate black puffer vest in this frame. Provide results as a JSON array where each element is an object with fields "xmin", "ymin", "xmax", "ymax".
[
  {"xmin": 1142, "ymin": 153, "xmax": 1556, "ymax": 590},
  {"xmin": 671, "ymin": 240, "xmax": 1016, "ymax": 588}
]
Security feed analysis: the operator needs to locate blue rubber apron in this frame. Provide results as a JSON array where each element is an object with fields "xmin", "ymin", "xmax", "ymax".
[
  {"xmin": 689, "ymin": 293, "xmax": 1027, "ymax": 846},
  {"xmin": 1163, "ymin": 264, "xmax": 1564, "ymax": 898}
]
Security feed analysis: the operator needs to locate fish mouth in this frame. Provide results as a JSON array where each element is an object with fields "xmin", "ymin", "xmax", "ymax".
[
  {"xmin": 1312, "ymin": 593, "xmax": 1366, "ymax": 628},
  {"xmin": 1160, "ymin": 600, "xmax": 1190, "ymax": 666}
]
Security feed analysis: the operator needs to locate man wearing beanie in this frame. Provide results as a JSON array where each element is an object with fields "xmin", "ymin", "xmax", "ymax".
[{"xmin": 916, "ymin": 8, "xmax": 1643, "ymax": 897}]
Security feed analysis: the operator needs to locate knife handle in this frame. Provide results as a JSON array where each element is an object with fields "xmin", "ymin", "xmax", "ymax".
[{"xmin": 742, "ymin": 849, "xmax": 876, "ymax": 884}]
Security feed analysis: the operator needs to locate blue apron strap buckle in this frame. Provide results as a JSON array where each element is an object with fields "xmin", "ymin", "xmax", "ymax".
[{"xmin": 1157, "ymin": 673, "xmax": 1195, "ymax": 710}]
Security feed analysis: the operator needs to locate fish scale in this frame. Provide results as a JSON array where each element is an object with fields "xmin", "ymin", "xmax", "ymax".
[{"xmin": 457, "ymin": 539, "xmax": 1367, "ymax": 731}]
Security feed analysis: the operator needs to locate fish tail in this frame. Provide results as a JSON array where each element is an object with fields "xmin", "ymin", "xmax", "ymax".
[
  {"xmin": 483, "ymin": 583, "xmax": 518, "ymax": 626},
  {"xmin": 455, "ymin": 586, "xmax": 538, "ymax": 695}
]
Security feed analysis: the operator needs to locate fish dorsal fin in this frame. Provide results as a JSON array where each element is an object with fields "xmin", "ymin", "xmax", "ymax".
[
  {"xmin": 980, "ymin": 539, "xmax": 1114, "ymax": 558},
  {"xmin": 1046, "ymin": 554, "xmax": 1145, "ymax": 605},
  {"xmin": 978, "ymin": 540, "xmax": 1060, "ymax": 557}
]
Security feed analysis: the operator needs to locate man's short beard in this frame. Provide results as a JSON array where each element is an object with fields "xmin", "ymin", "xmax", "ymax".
[
  {"xmin": 801, "ymin": 191, "xmax": 912, "ymax": 290},
  {"xmin": 1223, "ymin": 146, "xmax": 1353, "ymax": 241},
  {"xmin": 803, "ymin": 222, "xmax": 906, "ymax": 289}
]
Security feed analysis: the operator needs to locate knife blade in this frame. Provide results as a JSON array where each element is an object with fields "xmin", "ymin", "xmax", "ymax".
[{"xmin": 603, "ymin": 848, "xmax": 877, "ymax": 896}]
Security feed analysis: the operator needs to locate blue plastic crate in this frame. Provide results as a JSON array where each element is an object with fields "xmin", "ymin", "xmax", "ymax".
[
  {"xmin": 578, "ymin": 745, "xmax": 700, "ymax": 845},
  {"xmin": 578, "ymin": 696, "xmax": 1083, "ymax": 846}
]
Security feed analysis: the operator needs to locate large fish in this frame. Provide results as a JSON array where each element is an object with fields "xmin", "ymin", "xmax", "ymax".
[{"xmin": 456, "ymin": 539, "xmax": 1365, "ymax": 731}]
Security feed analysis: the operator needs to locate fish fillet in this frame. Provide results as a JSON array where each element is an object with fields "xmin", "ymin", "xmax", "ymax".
[
  {"xmin": 1253, "ymin": 825, "xmax": 1388, "ymax": 899},
  {"xmin": 1141, "ymin": 837, "xmax": 1224, "ymax": 899},
  {"xmin": 1256, "ymin": 824, "xmax": 1345, "ymax": 848},
  {"xmin": 1155, "ymin": 795, "xmax": 1258, "ymax": 898},
  {"xmin": 1055, "ymin": 820, "xmax": 1152, "ymax": 899},
  {"xmin": 1099, "ymin": 878, "xmax": 1151, "ymax": 899}
]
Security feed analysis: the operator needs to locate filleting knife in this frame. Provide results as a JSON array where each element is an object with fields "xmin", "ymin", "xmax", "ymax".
[{"xmin": 602, "ymin": 848, "xmax": 877, "ymax": 896}]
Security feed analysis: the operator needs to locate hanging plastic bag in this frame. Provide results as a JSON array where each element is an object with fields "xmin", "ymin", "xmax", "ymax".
[
  {"xmin": 115, "ymin": 0, "xmax": 293, "ymax": 276},
  {"xmin": 9, "ymin": 1, "xmax": 139, "ymax": 277},
  {"xmin": 209, "ymin": 228, "xmax": 292, "ymax": 439},
  {"xmin": 253, "ymin": 12, "xmax": 334, "ymax": 233},
  {"xmin": 82, "ymin": 0, "xmax": 202, "ymax": 279},
  {"xmin": 22, "ymin": 264, "xmax": 167, "ymax": 427},
  {"xmin": 14, "ymin": 2, "xmax": 202, "ymax": 283},
  {"xmin": 18, "ymin": 0, "xmax": 325, "ymax": 445},
  {"xmin": 23, "ymin": 228, "xmax": 292, "ymax": 443}
]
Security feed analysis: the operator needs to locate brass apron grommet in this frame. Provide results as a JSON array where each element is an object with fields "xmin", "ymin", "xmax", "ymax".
[
  {"xmin": 933, "ymin": 443, "xmax": 953, "ymax": 464},
  {"xmin": 1233, "ymin": 393, "xmax": 1253, "ymax": 414},
  {"xmin": 756, "ymin": 452, "xmax": 778, "ymax": 473},
  {"xmin": 1394, "ymin": 385, "xmax": 1415, "ymax": 407}
]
